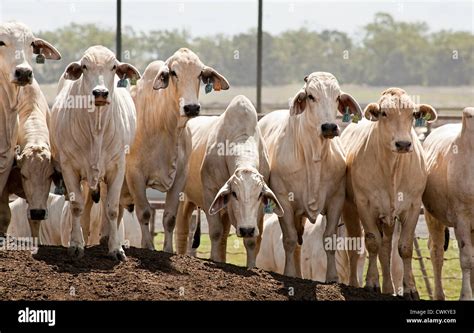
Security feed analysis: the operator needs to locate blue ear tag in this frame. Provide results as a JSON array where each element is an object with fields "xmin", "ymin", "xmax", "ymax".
[
  {"xmin": 263, "ymin": 200, "xmax": 276, "ymax": 214},
  {"xmin": 36, "ymin": 54, "xmax": 45, "ymax": 64},
  {"xmin": 117, "ymin": 75, "xmax": 128, "ymax": 88},
  {"xmin": 205, "ymin": 80, "xmax": 213, "ymax": 94},
  {"xmin": 342, "ymin": 106, "xmax": 351, "ymax": 123}
]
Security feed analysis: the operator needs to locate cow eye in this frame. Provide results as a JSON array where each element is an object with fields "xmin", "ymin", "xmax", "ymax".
[
  {"xmin": 0, "ymin": 41, "xmax": 5, "ymax": 46},
  {"xmin": 381, "ymin": 111, "xmax": 388, "ymax": 117},
  {"xmin": 82, "ymin": 65, "xmax": 87, "ymax": 70},
  {"xmin": 231, "ymin": 191, "xmax": 238, "ymax": 199},
  {"xmin": 308, "ymin": 94, "xmax": 315, "ymax": 102},
  {"xmin": 170, "ymin": 70, "xmax": 177, "ymax": 77},
  {"xmin": 112, "ymin": 65, "xmax": 117, "ymax": 71}
]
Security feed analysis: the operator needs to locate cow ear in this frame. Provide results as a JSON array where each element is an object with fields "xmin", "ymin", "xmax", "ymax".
[
  {"xmin": 416, "ymin": 104, "xmax": 437, "ymax": 123},
  {"xmin": 32, "ymin": 38, "xmax": 61, "ymax": 60},
  {"xmin": 364, "ymin": 103, "xmax": 381, "ymax": 121},
  {"xmin": 261, "ymin": 184, "xmax": 284, "ymax": 217},
  {"xmin": 201, "ymin": 66, "xmax": 230, "ymax": 91},
  {"xmin": 116, "ymin": 62, "xmax": 141, "ymax": 81},
  {"xmin": 338, "ymin": 92, "xmax": 362, "ymax": 119},
  {"xmin": 153, "ymin": 65, "xmax": 170, "ymax": 90},
  {"xmin": 290, "ymin": 89, "xmax": 307, "ymax": 116},
  {"xmin": 208, "ymin": 180, "xmax": 231, "ymax": 215},
  {"xmin": 64, "ymin": 62, "xmax": 83, "ymax": 81}
]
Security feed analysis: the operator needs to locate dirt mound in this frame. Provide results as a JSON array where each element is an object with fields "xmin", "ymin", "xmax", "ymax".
[{"xmin": 0, "ymin": 246, "xmax": 397, "ymax": 301}]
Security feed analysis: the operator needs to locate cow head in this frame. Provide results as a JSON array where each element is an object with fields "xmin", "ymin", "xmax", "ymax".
[
  {"xmin": 290, "ymin": 72, "xmax": 362, "ymax": 139},
  {"xmin": 64, "ymin": 45, "xmax": 140, "ymax": 107},
  {"xmin": 462, "ymin": 107, "xmax": 474, "ymax": 133},
  {"xmin": 364, "ymin": 88, "xmax": 437, "ymax": 153},
  {"xmin": 153, "ymin": 48, "xmax": 229, "ymax": 118},
  {"xmin": 0, "ymin": 22, "xmax": 60, "ymax": 87},
  {"xmin": 209, "ymin": 168, "xmax": 283, "ymax": 238},
  {"xmin": 16, "ymin": 145, "xmax": 54, "ymax": 220}
]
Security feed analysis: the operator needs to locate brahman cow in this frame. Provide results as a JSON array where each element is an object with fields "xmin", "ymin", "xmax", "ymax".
[
  {"xmin": 341, "ymin": 87, "xmax": 437, "ymax": 299},
  {"xmin": 125, "ymin": 48, "xmax": 229, "ymax": 251},
  {"xmin": 174, "ymin": 95, "xmax": 283, "ymax": 267},
  {"xmin": 256, "ymin": 214, "xmax": 366, "ymax": 284},
  {"xmin": 0, "ymin": 22, "xmax": 60, "ymax": 236},
  {"xmin": 50, "ymin": 45, "xmax": 140, "ymax": 259},
  {"xmin": 258, "ymin": 72, "xmax": 362, "ymax": 279},
  {"xmin": 423, "ymin": 107, "xmax": 474, "ymax": 300}
]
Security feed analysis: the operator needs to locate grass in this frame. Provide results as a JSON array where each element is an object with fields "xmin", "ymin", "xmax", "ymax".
[{"xmin": 154, "ymin": 232, "xmax": 462, "ymax": 300}]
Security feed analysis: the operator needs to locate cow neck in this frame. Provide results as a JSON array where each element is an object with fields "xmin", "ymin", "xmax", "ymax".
[
  {"xmin": 0, "ymin": 76, "xmax": 21, "ymax": 172},
  {"xmin": 292, "ymin": 112, "xmax": 324, "ymax": 221}
]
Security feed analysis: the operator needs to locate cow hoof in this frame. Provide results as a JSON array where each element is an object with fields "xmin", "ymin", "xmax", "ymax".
[
  {"xmin": 68, "ymin": 245, "xmax": 84, "ymax": 259},
  {"xmin": 403, "ymin": 290, "xmax": 420, "ymax": 300},
  {"xmin": 364, "ymin": 285, "xmax": 381, "ymax": 293},
  {"xmin": 109, "ymin": 249, "xmax": 127, "ymax": 261},
  {"xmin": 99, "ymin": 236, "xmax": 109, "ymax": 246}
]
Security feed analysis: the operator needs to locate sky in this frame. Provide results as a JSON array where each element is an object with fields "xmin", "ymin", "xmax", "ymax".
[{"xmin": 0, "ymin": 0, "xmax": 472, "ymax": 37}]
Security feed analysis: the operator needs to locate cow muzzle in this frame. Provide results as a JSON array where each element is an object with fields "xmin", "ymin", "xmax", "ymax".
[
  {"xmin": 321, "ymin": 123, "xmax": 340, "ymax": 139},
  {"xmin": 93, "ymin": 88, "xmax": 110, "ymax": 106},
  {"xmin": 395, "ymin": 140, "xmax": 412, "ymax": 153},
  {"xmin": 12, "ymin": 67, "xmax": 33, "ymax": 86},
  {"xmin": 183, "ymin": 104, "xmax": 201, "ymax": 117},
  {"xmin": 29, "ymin": 209, "xmax": 47, "ymax": 221},
  {"xmin": 237, "ymin": 227, "xmax": 256, "ymax": 238}
]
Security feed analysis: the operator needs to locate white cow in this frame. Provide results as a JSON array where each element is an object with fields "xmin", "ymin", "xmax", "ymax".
[
  {"xmin": 341, "ymin": 88, "xmax": 437, "ymax": 299},
  {"xmin": 258, "ymin": 72, "xmax": 362, "ymax": 280},
  {"xmin": 175, "ymin": 95, "xmax": 283, "ymax": 267},
  {"xmin": 257, "ymin": 214, "xmax": 366, "ymax": 284},
  {"xmin": 0, "ymin": 22, "xmax": 60, "ymax": 235},
  {"xmin": 423, "ymin": 107, "xmax": 474, "ymax": 300},
  {"xmin": 50, "ymin": 45, "xmax": 140, "ymax": 260},
  {"xmin": 124, "ymin": 48, "xmax": 229, "ymax": 252},
  {"xmin": 8, "ymin": 194, "xmax": 141, "ymax": 248}
]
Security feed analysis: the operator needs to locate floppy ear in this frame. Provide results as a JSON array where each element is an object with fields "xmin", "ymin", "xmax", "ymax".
[
  {"xmin": 261, "ymin": 184, "xmax": 284, "ymax": 217},
  {"xmin": 289, "ymin": 89, "xmax": 307, "ymax": 116},
  {"xmin": 338, "ymin": 92, "xmax": 362, "ymax": 119},
  {"xmin": 201, "ymin": 66, "xmax": 230, "ymax": 91},
  {"xmin": 153, "ymin": 65, "xmax": 170, "ymax": 90},
  {"xmin": 416, "ymin": 104, "xmax": 437, "ymax": 123},
  {"xmin": 209, "ymin": 180, "xmax": 231, "ymax": 215},
  {"xmin": 31, "ymin": 38, "xmax": 61, "ymax": 60},
  {"xmin": 116, "ymin": 62, "xmax": 141, "ymax": 81},
  {"xmin": 364, "ymin": 102, "xmax": 381, "ymax": 121},
  {"xmin": 64, "ymin": 62, "xmax": 83, "ymax": 81}
]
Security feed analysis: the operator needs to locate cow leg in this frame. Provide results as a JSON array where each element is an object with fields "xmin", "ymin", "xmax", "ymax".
[
  {"xmin": 471, "ymin": 231, "xmax": 474, "ymax": 298},
  {"xmin": 398, "ymin": 207, "xmax": 419, "ymax": 300},
  {"xmin": 175, "ymin": 200, "xmax": 195, "ymax": 255},
  {"xmin": 391, "ymin": 220, "xmax": 404, "ymax": 296},
  {"xmin": 61, "ymin": 167, "xmax": 85, "ymax": 259},
  {"xmin": 342, "ymin": 200, "xmax": 363, "ymax": 287},
  {"xmin": 425, "ymin": 211, "xmax": 446, "ymax": 300},
  {"xmin": 0, "ymin": 188, "xmax": 11, "ymax": 236},
  {"xmin": 80, "ymin": 187, "xmax": 94, "ymax": 245},
  {"xmin": 357, "ymin": 208, "xmax": 381, "ymax": 293},
  {"xmin": 324, "ymin": 196, "xmax": 344, "ymax": 283},
  {"xmin": 278, "ymin": 200, "xmax": 298, "ymax": 277},
  {"xmin": 207, "ymin": 213, "xmax": 225, "ymax": 262},
  {"xmin": 126, "ymin": 169, "xmax": 154, "ymax": 250},
  {"xmin": 255, "ymin": 207, "xmax": 265, "ymax": 256},
  {"xmin": 219, "ymin": 212, "xmax": 231, "ymax": 262},
  {"xmin": 453, "ymin": 215, "xmax": 473, "ymax": 300},
  {"xmin": 379, "ymin": 222, "xmax": 395, "ymax": 295}
]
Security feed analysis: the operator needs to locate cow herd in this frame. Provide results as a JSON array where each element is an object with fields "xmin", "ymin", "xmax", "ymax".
[{"xmin": 0, "ymin": 22, "xmax": 472, "ymax": 301}]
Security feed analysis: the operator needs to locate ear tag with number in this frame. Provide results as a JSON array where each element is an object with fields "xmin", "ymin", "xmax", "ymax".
[
  {"xmin": 36, "ymin": 53, "xmax": 45, "ymax": 64},
  {"xmin": 205, "ymin": 79, "xmax": 213, "ymax": 94},
  {"xmin": 263, "ymin": 199, "xmax": 276, "ymax": 214},
  {"xmin": 342, "ymin": 106, "xmax": 351, "ymax": 123},
  {"xmin": 117, "ymin": 74, "xmax": 128, "ymax": 88},
  {"xmin": 415, "ymin": 117, "xmax": 425, "ymax": 127}
]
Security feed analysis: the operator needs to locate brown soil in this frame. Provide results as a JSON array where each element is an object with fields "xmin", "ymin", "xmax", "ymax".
[{"xmin": 0, "ymin": 245, "xmax": 398, "ymax": 301}]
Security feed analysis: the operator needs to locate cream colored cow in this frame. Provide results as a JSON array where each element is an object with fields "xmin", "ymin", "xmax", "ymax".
[
  {"xmin": 423, "ymin": 107, "xmax": 474, "ymax": 300},
  {"xmin": 175, "ymin": 95, "xmax": 283, "ymax": 267},
  {"xmin": 341, "ymin": 88, "xmax": 437, "ymax": 299},
  {"xmin": 50, "ymin": 45, "xmax": 140, "ymax": 260},
  {"xmin": 258, "ymin": 72, "xmax": 362, "ymax": 280},
  {"xmin": 124, "ymin": 48, "xmax": 229, "ymax": 252},
  {"xmin": 0, "ymin": 22, "xmax": 60, "ymax": 235}
]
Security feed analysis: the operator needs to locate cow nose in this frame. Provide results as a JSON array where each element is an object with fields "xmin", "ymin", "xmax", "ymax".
[
  {"xmin": 14, "ymin": 67, "xmax": 33, "ymax": 85},
  {"xmin": 321, "ymin": 123, "xmax": 339, "ymax": 138},
  {"xmin": 29, "ymin": 209, "xmax": 46, "ymax": 220},
  {"xmin": 183, "ymin": 104, "xmax": 201, "ymax": 117},
  {"xmin": 92, "ymin": 89, "xmax": 109, "ymax": 99},
  {"xmin": 238, "ymin": 227, "xmax": 255, "ymax": 238},
  {"xmin": 395, "ymin": 141, "xmax": 412, "ymax": 152}
]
